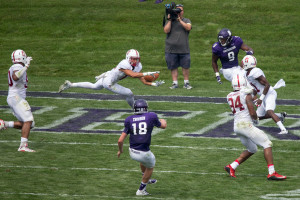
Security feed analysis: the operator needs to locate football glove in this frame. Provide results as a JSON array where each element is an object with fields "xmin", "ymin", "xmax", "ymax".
[
  {"xmin": 143, "ymin": 71, "xmax": 160, "ymax": 76},
  {"xmin": 253, "ymin": 99, "xmax": 262, "ymax": 107},
  {"xmin": 25, "ymin": 57, "xmax": 33, "ymax": 67},
  {"xmin": 253, "ymin": 118, "xmax": 259, "ymax": 125},
  {"xmin": 216, "ymin": 76, "xmax": 222, "ymax": 84},
  {"xmin": 246, "ymin": 50, "xmax": 254, "ymax": 55},
  {"xmin": 151, "ymin": 80, "xmax": 165, "ymax": 87}
]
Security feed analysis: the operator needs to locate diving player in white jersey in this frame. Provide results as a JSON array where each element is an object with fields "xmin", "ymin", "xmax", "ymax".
[
  {"xmin": 0, "ymin": 49, "xmax": 35, "ymax": 152},
  {"xmin": 224, "ymin": 74, "xmax": 286, "ymax": 180},
  {"xmin": 241, "ymin": 55, "xmax": 287, "ymax": 135},
  {"xmin": 58, "ymin": 49, "xmax": 164, "ymax": 108}
]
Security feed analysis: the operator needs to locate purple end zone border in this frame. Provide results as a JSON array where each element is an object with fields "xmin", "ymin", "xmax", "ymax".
[{"xmin": 0, "ymin": 91, "xmax": 299, "ymax": 105}]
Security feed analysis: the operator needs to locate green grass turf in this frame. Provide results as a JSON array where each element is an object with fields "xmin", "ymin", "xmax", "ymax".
[{"xmin": 0, "ymin": 0, "xmax": 299, "ymax": 199}]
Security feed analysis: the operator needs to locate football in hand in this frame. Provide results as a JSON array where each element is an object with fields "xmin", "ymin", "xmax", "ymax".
[{"xmin": 144, "ymin": 73, "xmax": 159, "ymax": 82}]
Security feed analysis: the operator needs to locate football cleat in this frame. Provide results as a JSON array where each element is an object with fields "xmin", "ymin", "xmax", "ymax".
[
  {"xmin": 18, "ymin": 143, "xmax": 36, "ymax": 152},
  {"xmin": 224, "ymin": 165, "xmax": 236, "ymax": 178},
  {"xmin": 169, "ymin": 83, "xmax": 178, "ymax": 89},
  {"xmin": 58, "ymin": 80, "xmax": 71, "ymax": 93},
  {"xmin": 183, "ymin": 83, "xmax": 193, "ymax": 90},
  {"xmin": 136, "ymin": 189, "xmax": 150, "ymax": 196},
  {"xmin": 267, "ymin": 172, "xmax": 286, "ymax": 180},
  {"xmin": 279, "ymin": 112, "xmax": 287, "ymax": 123},
  {"xmin": 278, "ymin": 129, "xmax": 288, "ymax": 135},
  {"xmin": 148, "ymin": 179, "xmax": 157, "ymax": 184},
  {"xmin": 0, "ymin": 119, "xmax": 6, "ymax": 130}
]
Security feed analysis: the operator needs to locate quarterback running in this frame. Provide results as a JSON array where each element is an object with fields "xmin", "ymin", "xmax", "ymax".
[{"xmin": 58, "ymin": 49, "xmax": 164, "ymax": 108}]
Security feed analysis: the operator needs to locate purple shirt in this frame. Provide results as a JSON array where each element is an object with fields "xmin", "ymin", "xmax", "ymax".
[
  {"xmin": 212, "ymin": 36, "xmax": 244, "ymax": 69},
  {"xmin": 123, "ymin": 112, "xmax": 161, "ymax": 151}
]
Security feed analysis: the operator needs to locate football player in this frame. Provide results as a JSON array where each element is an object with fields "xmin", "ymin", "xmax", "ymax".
[
  {"xmin": 117, "ymin": 99, "xmax": 167, "ymax": 196},
  {"xmin": 241, "ymin": 55, "xmax": 287, "ymax": 134},
  {"xmin": 0, "ymin": 50, "xmax": 35, "ymax": 152},
  {"xmin": 212, "ymin": 28, "xmax": 254, "ymax": 84},
  {"xmin": 58, "ymin": 49, "xmax": 164, "ymax": 108},
  {"xmin": 224, "ymin": 75, "xmax": 286, "ymax": 180}
]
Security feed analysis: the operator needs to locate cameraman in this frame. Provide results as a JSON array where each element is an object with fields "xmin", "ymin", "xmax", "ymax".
[{"xmin": 163, "ymin": 4, "xmax": 192, "ymax": 89}]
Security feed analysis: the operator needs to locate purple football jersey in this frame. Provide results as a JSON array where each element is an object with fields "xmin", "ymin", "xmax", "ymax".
[
  {"xmin": 212, "ymin": 36, "xmax": 244, "ymax": 69},
  {"xmin": 123, "ymin": 112, "xmax": 161, "ymax": 151}
]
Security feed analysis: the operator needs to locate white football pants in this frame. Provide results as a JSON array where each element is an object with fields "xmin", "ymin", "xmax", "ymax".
[
  {"xmin": 7, "ymin": 95, "xmax": 34, "ymax": 123},
  {"xmin": 129, "ymin": 148, "xmax": 156, "ymax": 168},
  {"xmin": 71, "ymin": 77, "xmax": 134, "ymax": 108},
  {"xmin": 234, "ymin": 121, "xmax": 272, "ymax": 153}
]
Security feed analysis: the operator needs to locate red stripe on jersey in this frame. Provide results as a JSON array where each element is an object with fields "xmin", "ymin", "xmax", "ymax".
[{"xmin": 12, "ymin": 51, "xmax": 16, "ymax": 62}]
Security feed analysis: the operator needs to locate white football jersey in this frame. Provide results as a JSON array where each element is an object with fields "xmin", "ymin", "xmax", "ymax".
[
  {"xmin": 7, "ymin": 64, "xmax": 28, "ymax": 99},
  {"xmin": 105, "ymin": 59, "xmax": 142, "ymax": 85},
  {"xmin": 246, "ymin": 68, "xmax": 274, "ymax": 95},
  {"xmin": 227, "ymin": 91, "xmax": 252, "ymax": 124}
]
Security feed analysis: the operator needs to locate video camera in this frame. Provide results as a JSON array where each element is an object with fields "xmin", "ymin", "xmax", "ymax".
[
  {"xmin": 162, "ymin": 2, "xmax": 182, "ymax": 27},
  {"xmin": 165, "ymin": 2, "xmax": 182, "ymax": 20}
]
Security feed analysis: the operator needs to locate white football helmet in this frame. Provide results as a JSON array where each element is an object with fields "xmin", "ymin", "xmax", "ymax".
[
  {"xmin": 232, "ymin": 74, "xmax": 247, "ymax": 91},
  {"xmin": 126, "ymin": 49, "xmax": 140, "ymax": 67},
  {"xmin": 11, "ymin": 49, "xmax": 27, "ymax": 64},
  {"xmin": 241, "ymin": 55, "xmax": 257, "ymax": 70}
]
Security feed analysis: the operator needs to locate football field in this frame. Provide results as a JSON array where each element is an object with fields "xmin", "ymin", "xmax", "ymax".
[{"xmin": 0, "ymin": 0, "xmax": 299, "ymax": 199}]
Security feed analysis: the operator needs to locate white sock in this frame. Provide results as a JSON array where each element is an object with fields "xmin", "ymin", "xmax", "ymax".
[
  {"xmin": 184, "ymin": 80, "xmax": 189, "ymax": 84},
  {"xmin": 268, "ymin": 164, "xmax": 275, "ymax": 175},
  {"xmin": 21, "ymin": 137, "xmax": 28, "ymax": 143},
  {"xmin": 173, "ymin": 81, "xmax": 178, "ymax": 85},
  {"xmin": 230, "ymin": 160, "xmax": 240, "ymax": 170},
  {"xmin": 276, "ymin": 121, "xmax": 286, "ymax": 131}
]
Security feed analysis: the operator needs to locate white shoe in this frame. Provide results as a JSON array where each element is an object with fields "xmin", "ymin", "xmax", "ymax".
[
  {"xmin": 148, "ymin": 179, "xmax": 157, "ymax": 184},
  {"xmin": 58, "ymin": 80, "xmax": 71, "ymax": 93},
  {"xmin": 136, "ymin": 189, "xmax": 150, "ymax": 196},
  {"xmin": 0, "ymin": 119, "xmax": 6, "ymax": 130},
  {"xmin": 18, "ymin": 143, "xmax": 36, "ymax": 152},
  {"xmin": 278, "ymin": 130, "xmax": 288, "ymax": 135}
]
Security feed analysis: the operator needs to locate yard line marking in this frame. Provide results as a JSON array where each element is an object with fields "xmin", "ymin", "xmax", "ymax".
[
  {"xmin": 0, "ymin": 165, "xmax": 298, "ymax": 178},
  {"xmin": 0, "ymin": 140, "xmax": 299, "ymax": 153},
  {"xmin": 260, "ymin": 189, "xmax": 300, "ymax": 200},
  {"xmin": 0, "ymin": 192, "xmax": 164, "ymax": 199}
]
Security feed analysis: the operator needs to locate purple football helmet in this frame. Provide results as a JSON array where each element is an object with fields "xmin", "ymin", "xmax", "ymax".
[
  {"xmin": 134, "ymin": 99, "xmax": 148, "ymax": 114},
  {"xmin": 218, "ymin": 28, "xmax": 233, "ymax": 46}
]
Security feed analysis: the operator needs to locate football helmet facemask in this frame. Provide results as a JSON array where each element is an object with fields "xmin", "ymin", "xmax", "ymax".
[
  {"xmin": 232, "ymin": 74, "xmax": 247, "ymax": 91},
  {"xmin": 11, "ymin": 49, "xmax": 27, "ymax": 65},
  {"xmin": 241, "ymin": 55, "xmax": 257, "ymax": 70},
  {"xmin": 218, "ymin": 28, "xmax": 233, "ymax": 47},
  {"xmin": 126, "ymin": 49, "xmax": 140, "ymax": 67},
  {"xmin": 134, "ymin": 99, "xmax": 148, "ymax": 114}
]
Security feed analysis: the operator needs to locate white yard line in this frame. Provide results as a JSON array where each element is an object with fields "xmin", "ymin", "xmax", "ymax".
[
  {"xmin": 0, "ymin": 192, "xmax": 165, "ymax": 199},
  {"xmin": 0, "ymin": 140, "xmax": 299, "ymax": 153}
]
